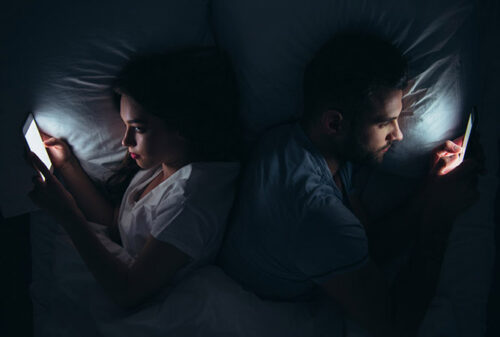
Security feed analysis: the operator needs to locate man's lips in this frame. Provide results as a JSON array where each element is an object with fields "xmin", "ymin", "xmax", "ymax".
[
  {"xmin": 381, "ymin": 144, "xmax": 391, "ymax": 153},
  {"xmin": 130, "ymin": 153, "xmax": 140, "ymax": 159}
]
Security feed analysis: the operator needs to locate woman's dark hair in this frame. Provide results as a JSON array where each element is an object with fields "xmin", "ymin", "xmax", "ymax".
[
  {"xmin": 106, "ymin": 47, "xmax": 240, "ymax": 202},
  {"xmin": 302, "ymin": 31, "xmax": 408, "ymax": 124}
]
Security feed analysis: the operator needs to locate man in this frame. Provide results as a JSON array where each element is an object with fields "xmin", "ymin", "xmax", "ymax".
[{"xmin": 219, "ymin": 32, "xmax": 480, "ymax": 336}]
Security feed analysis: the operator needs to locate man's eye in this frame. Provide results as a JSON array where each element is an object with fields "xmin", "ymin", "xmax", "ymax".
[
  {"xmin": 379, "ymin": 122, "xmax": 390, "ymax": 128},
  {"xmin": 134, "ymin": 126, "xmax": 146, "ymax": 133}
]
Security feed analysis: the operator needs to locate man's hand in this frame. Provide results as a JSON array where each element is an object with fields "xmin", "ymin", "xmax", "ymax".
[
  {"xmin": 426, "ymin": 135, "xmax": 483, "ymax": 220},
  {"xmin": 424, "ymin": 158, "xmax": 480, "ymax": 221},
  {"xmin": 430, "ymin": 137, "xmax": 463, "ymax": 176}
]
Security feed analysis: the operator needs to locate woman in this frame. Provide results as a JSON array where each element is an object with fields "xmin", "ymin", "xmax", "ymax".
[{"xmin": 28, "ymin": 47, "xmax": 240, "ymax": 318}]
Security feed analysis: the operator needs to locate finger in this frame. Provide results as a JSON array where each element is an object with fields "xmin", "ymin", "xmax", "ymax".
[
  {"xmin": 440, "ymin": 154, "xmax": 462, "ymax": 175},
  {"xmin": 436, "ymin": 140, "xmax": 462, "ymax": 157},
  {"xmin": 432, "ymin": 157, "xmax": 447, "ymax": 176},
  {"xmin": 432, "ymin": 154, "xmax": 459, "ymax": 176},
  {"xmin": 43, "ymin": 137, "xmax": 58, "ymax": 146},
  {"xmin": 31, "ymin": 174, "xmax": 45, "ymax": 185},
  {"xmin": 43, "ymin": 137, "xmax": 66, "ymax": 148},
  {"xmin": 39, "ymin": 130, "xmax": 53, "ymax": 142},
  {"xmin": 29, "ymin": 152, "xmax": 52, "ymax": 181},
  {"xmin": 453, "ymin": 135, "xmax": 464, "ymax": 147}
]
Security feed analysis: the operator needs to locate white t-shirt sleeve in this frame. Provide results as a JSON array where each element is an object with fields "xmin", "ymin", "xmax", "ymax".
[{"xmin": 149, "ymin": 192, "xmax": 209, "ymax": 261}]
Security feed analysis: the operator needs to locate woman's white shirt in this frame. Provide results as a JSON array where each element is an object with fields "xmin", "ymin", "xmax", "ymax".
[{"xmin": 117, "ymin": 162, "xmax": 239, "ymax": 283}]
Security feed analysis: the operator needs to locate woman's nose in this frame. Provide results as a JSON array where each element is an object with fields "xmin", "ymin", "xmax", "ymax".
[{"xmin": 121, "ymin": 128, "xmax": 135, "ymax": 147}]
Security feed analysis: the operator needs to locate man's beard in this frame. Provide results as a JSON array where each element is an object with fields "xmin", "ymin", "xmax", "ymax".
[{"xmin": 341, "ymin": 135, "xmax": 391, "ymax": 165}]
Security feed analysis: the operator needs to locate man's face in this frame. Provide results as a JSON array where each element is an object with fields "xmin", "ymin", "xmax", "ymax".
[{"xmin": 344, "ymin": 88, "xmax": 404, "ymax": 165}]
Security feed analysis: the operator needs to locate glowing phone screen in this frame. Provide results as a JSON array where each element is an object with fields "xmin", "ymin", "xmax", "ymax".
[
  {"xmin": 461, "ymin": 110, "xmax": 474, "ymax": 159},
  {"xmin": 22, "ymin": 114, "xmax": 53, "ymax": 172}
]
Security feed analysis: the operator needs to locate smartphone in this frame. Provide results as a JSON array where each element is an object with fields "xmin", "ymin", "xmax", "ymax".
[
  {"xmin": 22, "ymin": 113, "xmax": 53, "ymax": 178},
  {"xmin": 459, "ymin": 106, "xmax": 477, "ymax": 161}
]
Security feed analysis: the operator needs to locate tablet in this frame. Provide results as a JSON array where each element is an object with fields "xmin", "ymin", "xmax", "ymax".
[{"xmin": 22, "ymin": 113, "xmax": 53, "ymax": 175}]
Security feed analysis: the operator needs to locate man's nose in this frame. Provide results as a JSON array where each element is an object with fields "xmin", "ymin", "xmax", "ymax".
[{"xmin": 390, "ymin": 120, "xmax": 403, "ymax": 142}]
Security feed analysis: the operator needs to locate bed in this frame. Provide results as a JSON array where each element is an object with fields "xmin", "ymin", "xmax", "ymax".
[{"xmin": 0, "ymin": 0, "xmax": 498, "ymax": 336}]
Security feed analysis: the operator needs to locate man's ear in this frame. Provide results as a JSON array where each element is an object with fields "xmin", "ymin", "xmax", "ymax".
[{"xmin": 321, "ymin": 109, "xmax": 344, "ymax": 135}]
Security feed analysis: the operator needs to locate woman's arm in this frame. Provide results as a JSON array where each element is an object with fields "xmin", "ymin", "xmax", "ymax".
[
  {"xmin": 43, "ymin": 137, "xmax": 116, "ymax": 226},
  {"xmin": 62, "ymin": 210, "xmax": 189, "ymax": 308},
  {"xmin": 29, "ymin": 152, "xmax": 189, "ymax": 308}
]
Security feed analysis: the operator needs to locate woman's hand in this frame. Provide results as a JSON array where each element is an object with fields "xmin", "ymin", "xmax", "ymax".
[
  {"xmin": 28, "ymin": 151, "xmax": 84, "ymax": 224},
  {"xmin": 41, "ymin": 132, "xmax": 78, "ymax": 171}
]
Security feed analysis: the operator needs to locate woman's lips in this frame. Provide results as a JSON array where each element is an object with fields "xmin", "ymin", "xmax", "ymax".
[{"xmin": 130, "ymin": 153, "xmax": 140, "ymax": 159}]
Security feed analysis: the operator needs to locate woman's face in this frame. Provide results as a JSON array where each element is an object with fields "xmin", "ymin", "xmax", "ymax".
[{"xmin": 120, "ymin": 95, "xmax": 186, "ymax": 169}]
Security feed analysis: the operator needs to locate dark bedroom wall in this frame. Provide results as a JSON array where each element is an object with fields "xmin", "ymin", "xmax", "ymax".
[{"xmin": 0, "ymin": 213, "xmax": 33, "ymax": 337}]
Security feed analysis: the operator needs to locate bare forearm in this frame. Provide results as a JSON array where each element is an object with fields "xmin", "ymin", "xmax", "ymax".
[
  {"xmin": 58, "ymin": 209, "xmax": 134, "ymax": 307},
  {"xmin": 59, "ymin": 159, "xmax": 115, "ymax": 226}
]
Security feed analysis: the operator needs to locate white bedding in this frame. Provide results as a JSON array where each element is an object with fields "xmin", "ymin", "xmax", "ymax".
[
  {"xmin": 30, "ymin": 204, "xmax": 494, "ymax": 337},
  {"xmin": 30, "ymin": 211, "xmax": 344, "ymax": 337}
]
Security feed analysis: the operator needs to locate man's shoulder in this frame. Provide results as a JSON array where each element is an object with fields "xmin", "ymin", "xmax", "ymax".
[
  {"xmin": 240, "ymin": 123, "xmax": 339, "ymax": 215},
  {"xmin": 253, "ymin": 123, "xmax": 326, "ymax": 175}
]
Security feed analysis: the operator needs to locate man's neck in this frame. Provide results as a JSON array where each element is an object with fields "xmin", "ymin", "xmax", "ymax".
[{"xmin": 300, "ymin": 121, "xmax": 343, "ymax": 176}]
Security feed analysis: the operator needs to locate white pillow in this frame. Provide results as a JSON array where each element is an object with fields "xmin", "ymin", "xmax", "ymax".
[
  {"xmin": 0, "ymin": 0, "xmax": 213, "ymax": 216},
  {"xmin": 212, "ymin": 0, "xmax": 477, "ymax": 176}
]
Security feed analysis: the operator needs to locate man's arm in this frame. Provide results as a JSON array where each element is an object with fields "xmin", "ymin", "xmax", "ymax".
[
  {"xmin": 330, "ymin": 140, "xmax": 482, "ymax": 336},
  {"xmin": 349, "ymin": 189, "xmax": 425, "ymax": 265},
  {"xmin": 321, "ymin": 261, "xmax": 395, "ymax": 337},
  {"xmin": 350, "ymin": 139, "xmax": 480, "ymax": 265}
]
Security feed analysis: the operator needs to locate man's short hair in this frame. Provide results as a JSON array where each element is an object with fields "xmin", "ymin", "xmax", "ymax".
[{"xmin": 302, "ymin": 32, "xmax": 408, "ymax": 123}]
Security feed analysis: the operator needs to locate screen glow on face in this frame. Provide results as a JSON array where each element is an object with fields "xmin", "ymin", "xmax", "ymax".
[{"xmin": 25, "ymin": 119, "xmax": 52, "ymax": 172}]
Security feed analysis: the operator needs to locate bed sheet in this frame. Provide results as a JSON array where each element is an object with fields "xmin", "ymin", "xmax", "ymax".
[
  {"xmin": 30, "ymin": 211, "xmax": 344, "ymax": 337},
  {"xmin": 30, "ymin": 204, "xmax": 494, "ymax": 337}
]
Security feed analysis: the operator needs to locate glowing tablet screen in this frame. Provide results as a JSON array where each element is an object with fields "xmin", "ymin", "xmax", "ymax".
[{"xmin": 23, "ymin": 114, "xmax": 53, "ymax": 172}]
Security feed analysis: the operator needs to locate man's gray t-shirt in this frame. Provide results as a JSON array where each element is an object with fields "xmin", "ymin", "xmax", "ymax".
[{"xmin": 220, "ymin": 123, "xmax": 369, "ymax": 300}]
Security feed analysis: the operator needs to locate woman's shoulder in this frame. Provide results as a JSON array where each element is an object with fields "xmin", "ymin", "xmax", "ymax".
[
  {"xmin": 150, "ymin": 162, "xmax": 239, "ymax": 204},
  {"xmin": 182, "ymin": 161, "xmax": 240, "ymax": 194}
]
